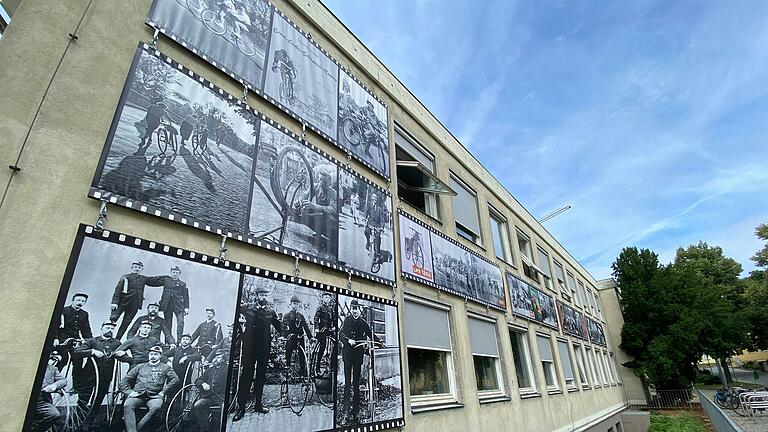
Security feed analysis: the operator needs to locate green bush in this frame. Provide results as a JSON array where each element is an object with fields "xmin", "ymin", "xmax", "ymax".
[
  {"xmin": 694, "ymin": 369, "xmax": 722, "ymax": 385},
  {"xmin": 649, "ymin": 412, "xmax": 707, "ymax": 432}
]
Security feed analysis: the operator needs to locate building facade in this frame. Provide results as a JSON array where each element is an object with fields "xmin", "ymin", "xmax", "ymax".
[{"xmin": 0, "ymin": 1, "xmax": 631, "ymax": 431}]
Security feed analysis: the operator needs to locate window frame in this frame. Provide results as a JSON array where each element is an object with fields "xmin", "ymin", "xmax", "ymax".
[
  {"xmin": 553, "ymin": 259, "xmax": 569, "ymax": 300},
  {"xmin": 572, "ymin": 343, "xmax": 590, "ymax": 389},
  {"xmin": 450, "ymin": 173, "xmax": 482, "ymax": 244},
  {"xmin": 394, "ymin": 124, "xmax": 443, "ymax": 220},
  {"xmin": 488, "ymin": 206, "xmax": 511, "ymax": 263},
  {"xmin": 468, "ymin": 314, "xmax": 506, "ymax": 400},
  {"xmin": 556, "ymin": 339, "xmax": 577, "ymax": 391},
  {"xmin": 585, "ymin": 347, "xmax": 599, "ymax": 388},
  {"xmin": 535, "ymin": 333, "xmax": 560, "ymax": 394},
  {"xmin": 508, "ymin": 326, "xmax": 538, "ymax": 397},
  {"xmin": 516, "ymin": 230, "xmax": 540, "ymax": 283},
  {"xmin": 593, "ymin": 292, "xmax": 604, "ymax": 320},
  {"xmin": 404, "ymin": 296, "xmax": 459, "ymax": 407},
  {"xmin": 610, "ymin": 353, "xmax": 622, "ymax": 384},
  {"xmin": 536, "ymin": 247, "xmax": 554, "ymax": 290},
  {"xmin": 577, "ymin": 280, "xmax": 589, "ymax": 313},
  {"xmin": 566, "ymin": 271, "xmax": 579, "ymax": 307}
]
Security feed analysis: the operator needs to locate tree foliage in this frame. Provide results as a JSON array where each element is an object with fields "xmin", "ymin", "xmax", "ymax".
[{"xmin": 752, "ymin": 223, "xmax": 768, "ymax": 268}]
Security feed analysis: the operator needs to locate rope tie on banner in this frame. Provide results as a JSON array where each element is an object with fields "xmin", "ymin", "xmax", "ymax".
[
  {"xmin": 218, "ymin": 235, "xmax": 228, "ymax": 260},
  {"xmin": 347, "ymin": 272, "xmax": 353, "ymax": 290},
  {"xmin": 95, "ymin": 200, "xmax": 108, "ymax": 232},
  {"xmin": 293, "ymin": 256, "xmax": 300, "ymax": 278},
  {"xmin": 151, "ymin": 28, "xmax": 160, "ymax": 49}
]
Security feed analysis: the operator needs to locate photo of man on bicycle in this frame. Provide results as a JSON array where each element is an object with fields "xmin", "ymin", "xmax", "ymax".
[{"xmin": 337, "ymin": 72, "xmax": 389, "ymax": 176}]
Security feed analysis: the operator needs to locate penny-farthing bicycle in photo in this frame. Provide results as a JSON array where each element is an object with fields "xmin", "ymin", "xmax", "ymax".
[
  {"xmin": 308, "ymin": 327, "xmax": 336, "ymax": 408},
  {"xmin": 45, "ymin": 339, "xmax": 99, "ymax": 431},
  {"xmin": 404, "ymin": 227, "xmax": 425, "ymax": 269},
  {"xmin": 279, "ymin": 333, "xmax": 313, "ymax": 415},
  {"xmin": 351, "ymin": 339, "xmax": 386, "ymax": 423}
]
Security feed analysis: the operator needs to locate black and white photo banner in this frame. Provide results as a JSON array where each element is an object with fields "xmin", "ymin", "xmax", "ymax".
[
  {"xmin": 147, "ymin": 0, "xmax": 391, "ymax": 179},
  {"xmin": 556, "ymin": 300, "xmax": 589, "ymax": 341},
  {"xmin": 587, "ymin": 316, "xmax": 607, "ymax": 347},
  {"xmin": 397, "ymin": 210, "xmax": 506, "ymax": 310},
  {"xmin": 507, "ymin": 273, "xmax": 559, "ymax": 330},
  {"xmin": 90, "ymin": 43, "xmax": 395, "ymax": 286},
  {"xmin": 23, "ymin": 224, "xmax": 405, "ymax": 432}
]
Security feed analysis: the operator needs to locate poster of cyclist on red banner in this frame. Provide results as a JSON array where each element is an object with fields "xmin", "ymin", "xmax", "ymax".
[{"xmin": 397, "ymin": 213, "xmax": 434, "ymax": 283}]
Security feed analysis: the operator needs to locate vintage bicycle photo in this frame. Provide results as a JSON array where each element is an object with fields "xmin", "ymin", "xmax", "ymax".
[
  {"xmin": 263, "ymin": 13, "xmax": 339, "ymax": 140},
  {"xmin": 23, "ymin": 230, "xmax": 239, "ymax": 432},
  {"xmin": 148, "ymin": 0, "xmax": 272, "ymax": 90},
  {"xmin": 337, "ymin": 171, "xmax": 395, "ymax": 280},
  {"xmin": 93, "ymin": 46, "xmax": 258, "ymax": 234},
  {"xmin": 335, "ymin": 295, "xmax": 403, "ymax": 427},
  {"xmin": 246, "ymin": 120, "xmax": 339, "ymax": 262},
  {"xmin": 337, "ymin": 71, "xmax": 389, "ymax": 177},
  {"xmin": 226, "ymin": 274, "xmax": 336, "ymax": 431},
  {"xmin": 397, "ymin": 213, "xmax": 434, "ymax": 283}
]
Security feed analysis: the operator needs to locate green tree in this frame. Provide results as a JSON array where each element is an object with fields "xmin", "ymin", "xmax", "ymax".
[
  {"xmin": 752, "ymin": 224, "xmax": 768, "ymax": 267},
  {"xmin": 673, "ymin": 242, "xmax": 746, "ymax": 386}
]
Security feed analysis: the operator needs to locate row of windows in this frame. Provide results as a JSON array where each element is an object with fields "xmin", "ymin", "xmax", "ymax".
[
  {"xmin": 404, "ymin": 296, "xmax": 622, "ymax": 410},
  {"xmin": 394, "ymin": 125, "xmax": 604, "ymax": 321}
]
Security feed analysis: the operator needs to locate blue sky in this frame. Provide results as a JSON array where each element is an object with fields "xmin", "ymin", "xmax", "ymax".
[{"xmin": 324, "ymin": 0, "xmax": 768, "ymax": 280}]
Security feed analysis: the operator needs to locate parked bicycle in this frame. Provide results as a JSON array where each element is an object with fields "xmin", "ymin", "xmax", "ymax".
[{"xmin": 155, "ymin": 117, "xmax": 178, "ymax": 156}]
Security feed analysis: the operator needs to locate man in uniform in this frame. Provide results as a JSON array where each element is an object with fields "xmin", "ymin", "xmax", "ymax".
[
  {"xmin": 232, "ymin": 285, "xmax": 281, "ymax": 421},
  {"xmin": 298, "ymin": 163, "xmax": 338, "ymax": 257},
  {"xmin": 55, "ymin": 292, "xmax": 93, "ymax": 369},
  {"xmin": 73, "ymin": 321, "xmax": 126, "ymax": 429},
  {"xmin": 361, "ymin": 100, "xmax": 381, "ymax": 158},
  {"xmin": 119, "ymin": 345, "xmax": 179, "ymax": 432},
  {"xmin": 110, "ymin": 260, "xmax": 164, "ymax": 340},
  {"xmin": 192, "ymin": 349, "xmax": 229, "ymax": 432},
  {"xmin": 313, "ymin": 292, "xmax": 334, "ymax": 375},
  {"xmin": 190, "ymin": 307, "xmax": 223, "ymax": 358},
  {"xmin": 116, "ymin": 320, "xmax": 162, "ymax": 369},
  {"xmin": 156, "ymin": 266, "xmax": 190, "ymax": 344},
  {"xmin": 164, "ymin": 334, "xmax": 201, "ymax": 388},
  {"xmin": 283, "ymin": 295, "xmax": 312, "ymax": 375},
  {"xmin": 127, "ymin": 301, "xmax": 175, "ymax": 345},
  {"xmin": 340, "ymin": 299, "xmax": 383, "ymax": 425},
  {"xmin": 30, "ymin": 353, "xmax": 67, "ymax": 431},
  {"xmin": 364, "ymin": 192, "xmax": 388, "ymax": 254}
]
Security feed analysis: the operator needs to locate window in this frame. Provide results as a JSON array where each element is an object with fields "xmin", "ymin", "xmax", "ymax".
[
  {"xmin": 0, "ymin": 3, "xmax": 10, "ymax": 38},
  {"xmin": 585, "ymin": 347, "xmax": 599, "ymax": 387},
  {"xmin": 610, "ymin": 353, "xmax": 622, "ymax": 384},
  {"xmin": 536, "ymin": 335, "xmax": 559, "ymax": 392},
  {"xmin": 594, "ymin": 292, "xmax": 603, "ymax": 320},
  {"xmin": 589, "ymin": 348, "xmax": 605, "ymax": 386},
  {"xmin": 557, "ymin": 340, "xmax": 576, "ymax": 389},
  {"xmin": 488, "ymin": 207, "xmax": 511, "ymax": 262},
  {"xmin": 578, "ymin": 280, "xmax": 589, "ymax": 312},
  {"xmin": 404, "ymin": 298, "xmax": 457, "ymax": 406},
  {"xmin": 616, "ymin": 422, "xmax": 624, "ymax": 432},
  {"xmin": 468, "ymin": 316, "xmax": 504, "ymax": 398},
  {"xmin": 536, "ymin": 248, "xmax": 553, "ymax": 290},
  {"xmin": 450, "ymin": 175, "xmax": 481, "ymax": 243},
  {"xmin": 567, "ymin": 272, "xmax": 579, "ymax": 307},
  {"xmin": 587, "ymin": 288, "xmax": 596, "ymax": 315},
  {"xmin": 573, "ymin": 344, "xmax": 589, "ymax": 388},
  {"xmin": 553, "ymin": 260, "xmax": 569, "ymax": 299},
  {"xmin": 509, "ymin": 328, "xmax": 537, "ymax": 395},
  {"xmin": 602, "ymin": 351, "xmax": 614, "ymax": 385},
  {"xmin": 516, "ymin": 231, "xmax": 539, "ymax": 282},
  {"xmin": 394, "ymin": 126, "xmax": 453, "ymax": 219}
]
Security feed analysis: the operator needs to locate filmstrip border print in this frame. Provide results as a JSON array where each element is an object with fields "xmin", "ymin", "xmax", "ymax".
[
  {"xmin": 147, "ymin": 1, "xmax": 391, "ymax": 180},
  {"xmin": 78, "ymin": 224, "xmax": 396, "ymax": 306},
  {"xmin": 337, "ymin": 419, "xmax": 406, "ymax": 432},
  {"xmin": 397, "ymin": 209, "xmax": 506, "ymax": 311},
  {"xmin": 508, "ymin": 272, "xmax": 559, "ymax": 330},
  {"xmin": 556, "ymin": 300, "xmax": 588, "ymax": 341},
  {"xmin": 90, "ymin": 43, "xmax": 394, "ymax": 286}
]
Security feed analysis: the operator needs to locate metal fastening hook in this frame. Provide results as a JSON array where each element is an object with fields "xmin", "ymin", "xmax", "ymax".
[
  {"xmin": 95, "ymin": 200, "xmax": 108, "ymax": 232},
  {"xmin": 347, "ymin": 272, "xmax": 353, "ymax": 290},
  {"xmin": 301, "ymin": 122, "xmax": 307, "ymax": 140},
  {"xmin": 151, "ymin": 28, "xmax": 160, "ymax": 49},
  {"xmin": 242, "ymin": 85, "xmax": 248, "ymax": 103},
  {"xmin": 218, "ymin": 235, "xmax": 228, "ymax": 260},
  {"xmin": 294, "ymin": 256, "xmax": 300, "ymax": 278}
]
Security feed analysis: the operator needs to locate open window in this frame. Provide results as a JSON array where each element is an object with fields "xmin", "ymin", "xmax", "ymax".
[
  {"xmin": 395, "ymin": 126, "xmax": 454, "ymax": 220},
  {"xmin": 536, "ymin": 247, "xmax": 553, "ymax": 290},
  {"xmin": 450, "ymin": 174, "xmax": 481, "ymax": 244},
  {"xmin": 516, "ymin": 230, "xmax": 544, "ymax": 283},
  {"xmin": 488, "ymin": 206, "xmax": 511, "ymax": 262}
]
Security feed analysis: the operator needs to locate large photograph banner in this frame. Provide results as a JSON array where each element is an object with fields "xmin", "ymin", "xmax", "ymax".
[
  {"xmin": 557, "ymin": 301, "xmax": 589, "ymax": 340},
  {"xmin": 507, "ymin": 273, "xmax": 559, "ymax": 329},
  {"xmin": 23, "ymin": 225, "xmax": 405, "ymax": 432},
  {"xmin": 147, "ymin": 0, "xmax": 391, "ymax": 179},
  {"xmin": 91, "ymin": 44, "xmax": 395, "ymax": 285},
  {"xmin": 397, "ymin": 210, "xmax": 506, "ymax": 310},
  {"xmin": 587, "ymin": 317, "xmax": 607, "ymax": 347}
]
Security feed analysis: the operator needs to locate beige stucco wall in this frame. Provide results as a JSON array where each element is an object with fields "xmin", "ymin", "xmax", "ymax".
[{"xmin": 0, "ymin": 1, "xmax": 628, "ymax": 431}]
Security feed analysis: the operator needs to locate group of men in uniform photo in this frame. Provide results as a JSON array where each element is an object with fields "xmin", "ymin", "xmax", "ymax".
[{"xmin": 30, "ymin": 260, "xmax": 227, "ymax": 432}]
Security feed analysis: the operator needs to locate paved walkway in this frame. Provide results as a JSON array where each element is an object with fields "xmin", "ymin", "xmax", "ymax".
[{"xmin": 699, "ymin": 388, "xmax": 768, "ymax": 432}]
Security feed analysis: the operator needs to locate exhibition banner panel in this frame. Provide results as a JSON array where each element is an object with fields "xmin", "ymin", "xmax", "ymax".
[
  {"xmin": 91, "ymin": 44, "xmax": 394, "ymax": 285},
  {"xmin": 507, "ymin": 273, "xmax": 559, "ymax": 330},
  {"xmin": 587, "ymin": 317, "xmax": 607, "ymax": 347},
  {"xmin": 147, "ymin": 0, "xmax": 391, "ymax": 179},
  {"xmin": 398, "ymin": 210, "xmax": 506, "ymax": 310},
  {"xmin": 23, "ymin": 225, "xmax": 405, "ymax": 432},
  {"xmin": 557, "ymin": 301, "xmax": 589, "ymax": 341}
]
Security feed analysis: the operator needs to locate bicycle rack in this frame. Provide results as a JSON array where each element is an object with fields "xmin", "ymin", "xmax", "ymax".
[
  {"xmin": 95, "ymin": 200, "xmax": 108, "ymax": 232},
  {"xmin": 219, "ymin": 235, "xmax": 228, "ymax": 260}
]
